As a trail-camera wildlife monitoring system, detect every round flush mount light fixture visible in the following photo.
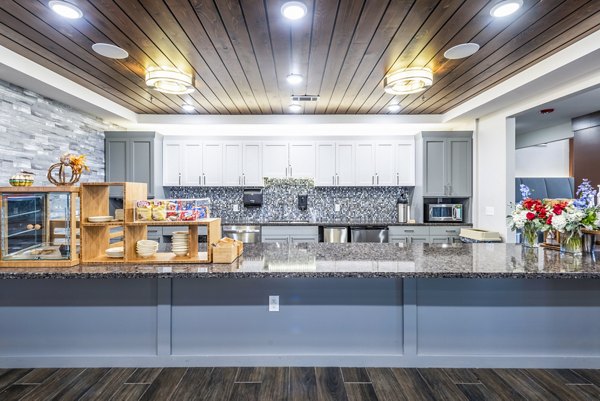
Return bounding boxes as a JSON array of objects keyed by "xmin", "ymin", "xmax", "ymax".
[
  {"xmin": 383, "ymin": 67, "xmax": 433, "ymax": 95},
  {"xmin": 281, "ymin": 1, "xmax": 307, "ymax": 20},
  {"xmin": 387, "ymin": 103, "xmax": 401, "ymax": 113},
  {"xmin": 145, "ymin": 67, "xmax": 195, "ymax": 94},
  {"xmin": 48, "ymin": 1, "xmax": 83, "ymax": 19},
  {"xmin": 444, "ymin": 43, "xmax": 480, "ymax": 59},
  {"xmin": 182, "ymin": 103, "xmax": 196, "ymax": 112},
  {"xmin": 286, "ymin": 73, "xmax": 303, "ymax": 85},
  {"xmin": 288, "ymin": 103, "xmax": 302, "ymax": 113},
  {"xmin": 92, "ymin": 43, "xmax": 129, "ymax": 59},
  {"xmin": 490, "ymin": 0, "xmax": 523, "ymax": 17}
]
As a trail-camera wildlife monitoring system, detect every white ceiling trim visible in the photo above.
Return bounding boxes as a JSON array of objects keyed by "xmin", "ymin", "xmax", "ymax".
[
  {"xmin": 0, "ymin": 44, "xmax": 137, "ymax": 124},
  {"xmin": 442, "ymin": 29, "xmax": 600, "ymax": 123}
]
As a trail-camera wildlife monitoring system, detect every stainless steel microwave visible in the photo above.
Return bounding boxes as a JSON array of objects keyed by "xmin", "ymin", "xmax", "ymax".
[{"xmin": 427, "ymin": 204, "xmax": 463, "ymax": 222}]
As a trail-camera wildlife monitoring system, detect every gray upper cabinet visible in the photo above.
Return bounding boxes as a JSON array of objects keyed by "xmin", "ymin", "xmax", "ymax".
[
  {"xmin": 105, "ymin": 131, "xmax": 163, "ymax": 198},
  {"xmin": 422, "ymin": 132, "xmax": 472, "ymax": 197}
]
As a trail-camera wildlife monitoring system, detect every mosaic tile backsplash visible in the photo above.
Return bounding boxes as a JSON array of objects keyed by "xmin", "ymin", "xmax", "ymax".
[{"xmin": 168, "ymin": 178, "xmax": 411, "ymax": 223}]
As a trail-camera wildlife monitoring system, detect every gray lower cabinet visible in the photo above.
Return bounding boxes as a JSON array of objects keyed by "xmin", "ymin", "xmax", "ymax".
[
  {"xmin": 389, "ymin": 226, "xmax": 469, "ymax": 244},
  {"xmin": 422, "ymin": 132, "xmax": 472, "ymax": 197},
  {"xmin": 262, "ymin": 226, "xmax": 319, "ymax": 244},
  {"xmin": 105, "ymin": 131, "xmax": 163, "ymax": 198}
]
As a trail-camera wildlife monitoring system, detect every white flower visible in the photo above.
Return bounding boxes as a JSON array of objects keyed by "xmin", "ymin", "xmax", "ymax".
[{"xmin": 551, "ymin": 214, "xmax": 567, "ymax": 232}]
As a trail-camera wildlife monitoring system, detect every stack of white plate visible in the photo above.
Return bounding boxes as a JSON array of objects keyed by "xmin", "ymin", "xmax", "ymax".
[
  {"xmin": 171, "ymin": 231, "xmax": 189, "ymax": 256},
  {"xmin": 105, "ymin": 246, "xmax": 124, "ymax": 258},
  {"xmin": 136, "ymin": 240, "xmax": 158, "ymax": 258}
]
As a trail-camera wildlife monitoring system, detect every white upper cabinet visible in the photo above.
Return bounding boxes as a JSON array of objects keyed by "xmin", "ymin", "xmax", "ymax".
[
  {"xmin": 182, "ymin": 142, "xmax": 203, "ymax": 186},
  {"xmin": 289, "ymin": 142, "xmax": 315, "ymax": 178},
  {"xmin": 374, "ymin": 142, "xmax": 396, "ymax": 186},
  {"xmin": 163, "ymin": 137, "xmax": 416, "ymax": 187},
  {"xmin": 262, "ymin": 142, "xmax": 289, "ymax": 178},
  {"xmin": 163, "ymin": 141, "xmax": 183, "ymax": 186},
  {"xmin": 222, "ymin": 143, "xmax": 242, "ymax": 186},
  {"xmin": 396, "ymin": 139, "xmax": 415, "ymax": 186},
  {"xmin": 202, "ymin": 143, "xmax": 223, "ymax": 186},
  {"xmin": 355, "ymin": 142, "xmax": 376, "ymax": 186},
  {"xmin": 336, "ymin": 142, "xmax": 355, "ymax": 186},
  {"xmin": 242, "ymin": 142, "xmax": 262, "ymax": 186},
  {"xmin": 315, "ymin": 142, "xmax": 336, "ymax": 186}
]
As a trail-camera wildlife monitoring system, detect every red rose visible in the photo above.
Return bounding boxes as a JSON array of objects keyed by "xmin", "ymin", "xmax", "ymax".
[
  {"xmin": 538, "ymin": 209, "xmax": 547, "ymax": 218},
  {"xmin": 553, "ymin": 205, "xmax": 563, "ymax": 215},
  {"xmin": 546, "ymin": 216, "xmax": 553, "ymax": 225},
  {"xmin": 526, "ymin": 212, "xmax": 536, "ymax": 220}
]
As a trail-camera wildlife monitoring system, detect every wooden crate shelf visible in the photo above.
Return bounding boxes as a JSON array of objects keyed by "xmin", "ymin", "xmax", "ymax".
[{"xmin": 81, "ymin": 182, "xmax": 221, "ymax": 265}]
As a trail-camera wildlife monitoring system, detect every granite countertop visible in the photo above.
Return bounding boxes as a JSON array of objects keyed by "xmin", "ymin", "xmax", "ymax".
[
  {"xmin": 1, "ymin": 243, "xmax": 598, "ymax": 279},
  {"xmin": 223, "ymin": 221, "xmax": 473, "ymax": 227}
]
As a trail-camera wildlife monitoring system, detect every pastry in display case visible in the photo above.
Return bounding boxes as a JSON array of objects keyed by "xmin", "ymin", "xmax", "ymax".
[{"xmin": 0, "ymin": 187, "xmax": 80, "ymax": 267}]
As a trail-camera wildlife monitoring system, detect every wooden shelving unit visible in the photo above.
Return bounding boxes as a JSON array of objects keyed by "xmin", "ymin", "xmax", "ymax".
[{"xmin": 81, "ymin": 182, "xmax": 221, "ymax": 264}]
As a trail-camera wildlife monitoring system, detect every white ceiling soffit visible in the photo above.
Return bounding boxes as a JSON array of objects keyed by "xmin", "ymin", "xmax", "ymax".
[
  {"xmin": 442, "ymin": 29, "xmax": 600, "ymax": 123},
  {"xmin": 0, "ymin": 44, "xmax": 137, "ymax": 125}
]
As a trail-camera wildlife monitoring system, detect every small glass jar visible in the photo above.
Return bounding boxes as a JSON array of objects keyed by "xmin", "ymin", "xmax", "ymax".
[{"xmin": 560, "ymin": 231, "xmax": 583, "ymax": 255}]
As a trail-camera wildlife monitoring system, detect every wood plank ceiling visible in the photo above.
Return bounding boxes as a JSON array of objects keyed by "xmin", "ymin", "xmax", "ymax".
[{"xmin": 0, "ymin": 0, "xmax": 599, "ymax": 115}]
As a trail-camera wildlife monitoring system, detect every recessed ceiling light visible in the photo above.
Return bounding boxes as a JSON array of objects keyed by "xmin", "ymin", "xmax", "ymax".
[
  {"xmin": 387, "ymin": 104, "xmax": 401, "ymax": 113},
  {"xmin": 286, "ymin": 73, "xmax": 303, "ymax": 85},
  {"xmin": 92, "ymin": 43, "xmax": 129, "ymax": 59},
  {"xmin": 444, "ymin": 43, "xmax": 480, "ymax": 60},
  {"xmin": 281, "ymin": 1, "xmax": 307, "ymax": 20},
  {"xmin": 289, "ymin": 103, "xmax": 302, "ymax": 113},
  {"xmin": 48, "ymin": 1, "xmax": 83, "ymax": 19},
  {"xmin": 490, "ymin": 0, "xmax": 523, "ymax": 17},
  {"xmin": 182, "ymin": 103, "xmax": 195, "ymax": 112}
]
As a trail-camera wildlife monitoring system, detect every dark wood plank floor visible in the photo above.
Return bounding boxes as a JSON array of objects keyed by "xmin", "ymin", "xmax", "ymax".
[{"xmin": 0, "ymin": 367, "xmax": 598, "ymax": 400}]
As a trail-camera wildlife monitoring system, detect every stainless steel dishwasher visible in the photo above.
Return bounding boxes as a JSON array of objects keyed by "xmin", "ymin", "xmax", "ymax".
[
  {"xmin": 322, "ymin": 227, "xmax": 348, "ymax": 243},
  {"xmin": 222, "ymin": 225, "xmax": 261, "ymax": 243},
  {"xmin": 350, "ymin": 226, "xmax": 389, "ymax": 243}
]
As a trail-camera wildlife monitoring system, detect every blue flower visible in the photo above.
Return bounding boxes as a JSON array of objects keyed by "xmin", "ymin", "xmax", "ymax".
[
  {"xmin": 519, "ymin": 184, "xmax": 531, "ymax": 199},
  {"xmin": 575, "ymin": 179, "xmax": 597, "ymax": 210}
]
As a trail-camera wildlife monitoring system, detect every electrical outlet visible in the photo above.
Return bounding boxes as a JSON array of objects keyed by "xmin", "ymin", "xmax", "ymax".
[
  {"xmin": 232, "ymin": 204, "xmax": 239, "ymax": 212},
  {"xmin": 334, "ymin": 204, "xmax": 341, "ymax": 212},
  {"xmin": 269, "ymin": 295, "xmax": 279, "ymax": 312},
  {"xmin": 485, "ymin": 206, "xmax": 495, "ymax": 216}
]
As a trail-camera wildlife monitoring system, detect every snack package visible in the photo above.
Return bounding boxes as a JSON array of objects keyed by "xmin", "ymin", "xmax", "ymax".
[
  {"xmin": 196, "ymin": 205, "xmax": 209, "ymax": 219},
  {"xmin": 136, "ymin": 200, "xmax": 152, "ymax": 221},
  {"xmin": 152, "ymin": 201, "xmax": 167, "ymax": 221}
]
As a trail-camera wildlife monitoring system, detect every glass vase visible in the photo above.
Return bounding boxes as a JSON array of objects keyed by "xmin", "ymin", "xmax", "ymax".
[
  {"xmin": 522, "ymin": 225, "xmax": 539, "ymax": 248},
  {"xmin": 560, "ymin": 231, "xmax": 583, "ymax": 255}
]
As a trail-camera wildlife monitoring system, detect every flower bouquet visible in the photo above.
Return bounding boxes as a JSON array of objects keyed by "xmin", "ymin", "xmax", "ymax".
[
  {"xmin": 548, "ymin": 179, "xmax": 599, "ymax": 254},
  {"xmin": 508, "ymin": 184, "xmax": 550, "ymax": 247}
]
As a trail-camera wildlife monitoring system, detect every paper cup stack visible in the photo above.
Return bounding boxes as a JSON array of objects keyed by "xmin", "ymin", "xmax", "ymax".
[
  {"xmin": 171, "ymin": 231, "xmax": 189, "ymax": 256},
  {"xmin": 136, "ymin": 240, "xmax": 158, "ymax": 258}
]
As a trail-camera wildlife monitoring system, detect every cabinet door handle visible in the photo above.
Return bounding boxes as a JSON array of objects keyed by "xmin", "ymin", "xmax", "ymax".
[
  {"xmin": 377, "ymin": 174, "xmax": 379, "ymax": 185},
  {"xmin": 333, "ymin": 176, "xmax": 335, "ymax": 185},
  {"xmin": 449, "ymin": 185, "xmax": 452, "ymax": 195},
  {"xmin": 397, "ymin": 173, "xmax": 399, "ymax": 186},
  {"xmin": 239, "ymin": 176, "xmax": 241, "ymax": 185},
  {"xmin": 243, "ymin": 174, "xmax": 246, "ymax": 185},
  {"xmin": 204, "ymin": 174, "xmax": 206, "ymax": 186},
  {"xmin": 337, "ymin": 174, "xmax": 339, "ymax": 185},
  {"xmin": 372, "ymin": 175, "xmax": 374, "ymax": 185},
  {"xmin": 405, "ymin": 229, "xmax": 414, "ymax": 233},
  {"xmin": 178, "ymin": 173, "xmax": 181, "ymax": 186},
  {"xmin": 289, "ymin": 165, "xmax": 292, "ymax": 177},
  {"xmin": 199, "ymin": 176, "xmax": 202, "ymax": 185},
  {"xmin": 285, "ymin": 167, "xmax": 288, "ymax": 177}
]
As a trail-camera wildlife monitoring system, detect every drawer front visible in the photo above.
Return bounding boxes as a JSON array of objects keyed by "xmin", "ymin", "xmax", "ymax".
[
  {"xmin": 262, "ymin": 225, "xmax": 319, "ymax": 237},
  {"xmin": 163, "ymin": 226, "xmax": 208, "ymax": 235},
  {"xmin": 429, "ymin": 226, "xmax": 468, "ymax": 236},
  {"xmin": 388, "ymin": 226, "xmax": 429, "ymax": 236}
]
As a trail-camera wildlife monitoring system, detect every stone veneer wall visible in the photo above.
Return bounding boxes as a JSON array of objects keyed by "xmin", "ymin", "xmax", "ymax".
[
  {"xmin": 0, "ymin": 79, "xmax": 120, "ymax": 185},
  {"xmin": 169, "ymin": 178, "xmax": 411, "ymax": 222}
]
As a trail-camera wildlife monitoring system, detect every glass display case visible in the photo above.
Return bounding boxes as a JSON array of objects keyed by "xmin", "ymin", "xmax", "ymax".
[{"xmin": 0, "ymin": 187, "xmax": 80, "ymax": 267}]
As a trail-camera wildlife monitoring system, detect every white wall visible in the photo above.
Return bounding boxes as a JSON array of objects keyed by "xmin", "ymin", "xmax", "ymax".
[
  {"xmin": 475, "ymin": 116, "xmax": 516, "ymax": 242},
  {"xmin": 515, "ymin": 140, "xmax": 570, "ymax": 177},
  {"xmin": 516, "ymin": 122, "xmax": 573, "ymax": 148}
]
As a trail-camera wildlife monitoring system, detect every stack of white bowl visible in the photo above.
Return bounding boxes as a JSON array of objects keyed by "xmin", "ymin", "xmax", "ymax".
[
  {"xmin": 136, "ymin": 240, "xmax": 158, "ymax": 258},
  {"xmin": 171, "ymin": 231, "xmax": 189, "ymax": 256}
]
